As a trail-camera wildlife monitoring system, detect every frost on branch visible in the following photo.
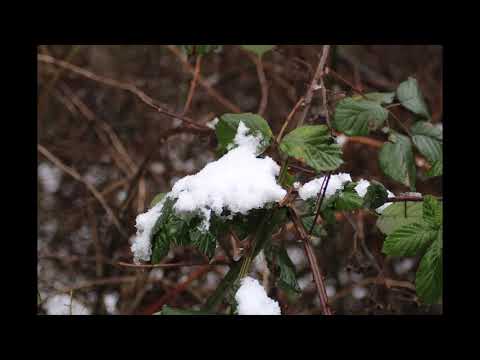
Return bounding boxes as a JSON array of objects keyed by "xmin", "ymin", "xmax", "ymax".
[
  {"xmin": 235, "ymin": 276, "xmax": 281, "ymax": 315},
  {"xmin": 131, "ymin": 121, "xmax": 287, "ymax": 263}
]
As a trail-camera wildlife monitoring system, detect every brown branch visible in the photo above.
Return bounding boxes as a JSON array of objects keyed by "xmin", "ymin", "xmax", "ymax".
[
  {"xmin": 38, "ymin": 144, "xmax": 127, "ymax": 238},
  {"xmin": 37, "ymin": 53, "xmax": 208, "ymax": 132},
  {"xmin": 182, "ymin": 55, "xmax": 202, "ymax": 115},
  {"xmin": 116, "ymin": 257, "xmax": 229, "ymax": 269},
  {"xmin": 276, "ymin": 96, "xmax": 305, "ymax": 143},
  {"xmin": 247, "ymin": 52, "xmax": 269, "ymax": 116},
  {"xmin": 288, "ymin": 206, "xmax": 332, "ymax": 315},
  {"xmin": 165, "ymin": 45, "xmax": 241, "ymax": 113},
  {"xmin": 297, "ymin": 45, "xmax": 330, "ymax": 127}
]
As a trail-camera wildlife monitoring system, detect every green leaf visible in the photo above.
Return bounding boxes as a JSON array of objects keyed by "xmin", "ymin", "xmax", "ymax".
[
  {"xmin": 411, "ymin": 121, "xmax": 442, "ymax": 141},
  {"xmin": 189, "ymin": 228, "xmax": 217, "ymax": 259},
  {"xmin": 264, "ymin": 245, "xmax": 301, "ymax": 295},
  {"xmin": 362, "ymin": 181, "xmax": 389, "ymax": 210},
  {"xmin": 425, "ymin": 160, "xmax": 442, "ymax": 177},
  {"xmin": 181, "ymin": 45, "xmax": 222, "ymax": 56},
  {"xmin": 379, "ymin": 133, "xmax": 416, "ymax": 190},
  {"xmin": 332, "ymin": 97, "xmax": 389, "ymax": 136},
  {"xmin": 423, "ymin": 195, "xmax": 442, "ymax": 229},
  {"xmin": 215, "ymin": 113, "xmax": 273, "ymax": 155},
  {"xmin": 335, "ymin": 186, "xmax": 364, "ymax": 211},
  {"xmin": 241, "ymin": 45, "xmax": 275, "ymax": 57},
  {"xmin": 416, "ymin": 234, "xmax": 442, "ymax": 304},
  {"xmin": 382, "ymin": 222, "xmax": 437, "ymax": 257},
  {"xmin": 396, "ymin": 77, "xmax": 431, "ymax": 119},
  {"xmin": 364, "ymin": 92, "xmax": 395, "ymax": 104},
  {"xmin": 376, "ymin": 201, "xmax": 423, "ymax": 235},
  {"xmin": 411, "ymin": 121, "xmax": 442, "ymax": 164},
  {"xmin": 301, "ymin": 216, "xmax": 325, "ymax": 238},
  {"xmin": 149, "ymin": 193, "xmax": 166, "ymax": 209},
  {"xmin": 155, "ymin": 305, "xmax": 216, "ymax": 315},
  {"xmin": 279, "ymin": 125, "xmax": 343, "ymax": 172}
]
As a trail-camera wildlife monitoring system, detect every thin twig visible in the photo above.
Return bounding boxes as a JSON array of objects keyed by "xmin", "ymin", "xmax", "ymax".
[
  {"xmin": 276, "ymin": 97, "xmax": 305, "ymax": 143},
  {"xmin": 165, "ymin": 45, "xmax": 241, "ymax": 113},
  {"xmin": 37, "ymin": 53, "xmax": 209, "ymax": 131},
  {"xmin": 247, "ymin": 52, "xmax": 269, "ymax": 116},
  {"xmin": 288, "ymin": 206, "xmax": 332, "ymax": 315},
  {"xmin": 297, "ymin": 45, "xmax": 330, "ymax": 127},
  {"xmin": 38, "ymin": 144, "xmax": 127, "ymax": 237},
  {"xmin": 182, "ymin": 55, "xmax": 202, "ymax": 115}
]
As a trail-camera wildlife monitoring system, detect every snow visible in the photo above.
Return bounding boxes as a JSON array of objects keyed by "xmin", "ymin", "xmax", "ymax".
[
  {"xmin": 335, "ymin": 134, "xmax": 348, "ymax": 147},
  {"xmin": 206, "ymin": 117, "xmax": 219, "ymax": 129},
  {"xmin": 298, "ymin": 173, "xmax": 352, "ymax": 200},
  {"xmin": 131, "ymin": 121, "xmax": 286, "ymax": 263},
  {"xmin": 353, "ymin": 178, "xmax": 395, "ymax": 214},
  {"xmin": 38, "ymin": 162, "xmax": 62, "ymax": 193},
  {"xmin": 235, "ymin": 276, "xmax": 281, "ymax": 315},
  {"xmin": 103, "ymin": 293, "xmax": 118, "ymax": 314},
  {"xmin": 43, "ymin": 294, "xmax": 91, "ymax": 315},
  {"xmin": 352, "ymin": 286, "xmax": 368, "ymax": 299},
  {"xmin": 354, "ymin": 179, "xmax": 371, "ymax": 198},
  {"xmin": 131, "ymin": 199, "xmax": 166, "ymax": 263}
]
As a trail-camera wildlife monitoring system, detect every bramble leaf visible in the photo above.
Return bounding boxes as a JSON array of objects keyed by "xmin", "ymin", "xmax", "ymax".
[
  {"xmin": 396, "ymin": 77, "xmax": 431, "ymax": 119},
  {"xmin": 279, "ymin": 125, "xmax": 343, "ymax": 172},
  {"xmin": 382, "ymin": 222, "xmax": 436, "ymax": 257},
  {"xmin": 332, "ymin": 97, "xmax": 389, "ymax": 136},
  {"xmin": 376, "ymin": 201, "xmax": 423, "ymax": 235},
  {"xmin": 362, "ymin": 181, "xmax": 389, "ymax": 210},
  {"xmin": 416, "ymin": 233, "xmax": 442, "ymax": 304},
  {"xmin": 241, "ymin": 45, "xmax": 275, "ymax": 57},
  {"xmin": 379, "ymin": 132, "xmax": 416, "ymax": 190},
  {"xmin": 215, "ymin": 113, "xmax": 273, "ymax": 155}
]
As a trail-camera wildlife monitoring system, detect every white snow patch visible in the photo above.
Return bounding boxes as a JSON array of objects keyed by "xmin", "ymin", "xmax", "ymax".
[
  {"xmin": 103, "ymin": 293, "xmax": 118, "ymax": 314},
  {"xmin": 235, "ymin": 276, "xmax": 281, "ymax": 315},
  {"xmin": 131, "ymin": 199, "xmax": 166, "ymax": 263},
  {"xmin": 43, "ymin": 294, "xmax": 91, "ymax": 315},
  {"xmin": 394, "ymin": 258, "xmax": 415, "ymax": 275},
  {"xmin": 206, "ymin": 117, "xmax": 219, "ymax": 129},
  {"xmin": 130, "ymin": 121, "xmax": 286, "ymax": 263},
  {"xmin": 354, "ymin": 179, "xmax": 371, "ymax": 198},
  {"xmin": 38, "ymin": 162, "xmax": 62, "ymax": 193},
  {"xmin": 298, "ymin": 173, "xmax": 352, "ymax": 200},
  {"xmin": 335, "ymin": 134, "xmax": 348, "ymax": 147}
]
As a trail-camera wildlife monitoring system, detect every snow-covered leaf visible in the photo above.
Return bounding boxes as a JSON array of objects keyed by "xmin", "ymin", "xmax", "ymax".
[
  {"xmin": 279, "ymin": 125, "xmax": 343, "ymax": 172},
  {"xmin": 215, "ymin": 113, "xmax": 273, "ymax": 155},
  {"xmin": 332, "ymin": 97, "xmax": 389, "ymax": 136},
  {"xmin": 397, "ymin": 77, "xmax": 431, "ymax": 119},
  {"xmin": 362, "ymin": 180, "xmax": 388, "ymax": 210},
  {"xmin": 379, "ymin": 132, "xmax": 416, "ymax": 190}
]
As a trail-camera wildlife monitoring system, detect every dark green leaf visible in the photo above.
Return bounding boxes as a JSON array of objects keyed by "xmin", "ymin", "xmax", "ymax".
[
  {"xmin": 332, "ymin": 97, "xmax": 389, "ymax": 136},
  {"xmin": 362, "ymin": 181, "xmax": 389, "ymax": 210},
  {"xmin": 363, "ymin": 92, "xmax": 395, "ymax": 104},
  {"xmin": 155, "ymin": 305, "xmax": 216, "ymax": 315},
  {"xmin": 301, "ymin": 216, "xmax": 325, "ymax": 238},
  {"xmin": 423, "ymin": 195, "xmax": 442, "ymax": 229},
  {"xmin": 264, "ymin": 245, "xmax": 301, "ymax": 295},
  {"xmin": 416, "ymin": 234, "xmax": 442, "ymax": 304},
  {"xmin": 425, "ymin": 160, "xmax": 442, "ymax": 177},
  {"xmin": 335, "ymin": 187, "xmax": 364, "ymax": 211},
  {"xmin": 376, "ymin": 201, "xmax": 423, "ymax": 235},
  {"xmin": 411, "ymin": 121, "xmax": 442, "ymax": 164},
  {"xmin": 279, "ymin": 125, "xmax": 343, "ymax": 172},
  {"xmin": 241, "ymin": 45, "xmax": 275, "ymax": 57},
  {"xmin": 181, "ymin": 45, "xmax": 222, "ymax": 56},
  {"xmin": 379, "ymin": 133, "xmax": 416, "ymax": 190},
  {"xmin": 189, "ymin": 228, "xmax": 217, "ymax": 259},
  {"xmin": 396, "ymin": 77, "xmax": 431, "ymax": 119},
  {"xmin": 382, "ymin": 222, "xmax": 436, "ymax": 257},
  {"xmin": 411, "ymin": 121, "xmax": 442, "ymax": 141},
  {"xmin": 215, "ymin": 113, "xmax": 273, "ymax": 155}
]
